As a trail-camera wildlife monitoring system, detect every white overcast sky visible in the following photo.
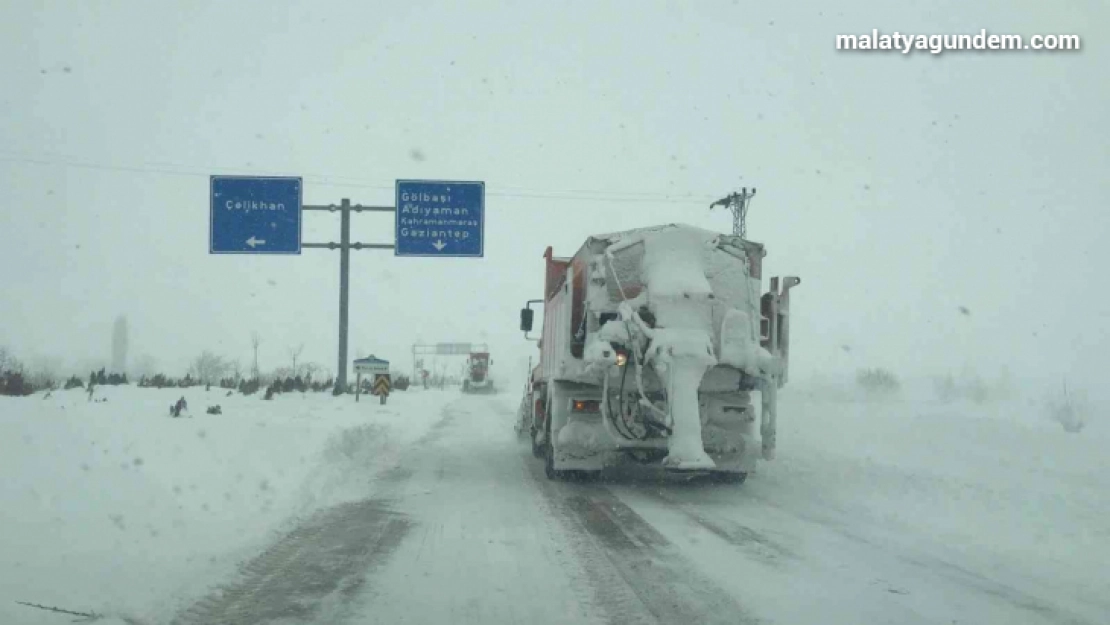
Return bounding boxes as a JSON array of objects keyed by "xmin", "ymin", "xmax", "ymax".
[{"xmin": 1, "ymin": 0, "xmax": 1106, "ymax": 392}]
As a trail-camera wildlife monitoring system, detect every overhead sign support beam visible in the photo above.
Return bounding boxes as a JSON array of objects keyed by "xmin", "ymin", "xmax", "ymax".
[
  {"xmin": 302, "ymin": 199, "xmax": 395, "ymax": 395},
  {"xmin": 211, "ymin": 177, "xmax": 485, "ymax": 397}
]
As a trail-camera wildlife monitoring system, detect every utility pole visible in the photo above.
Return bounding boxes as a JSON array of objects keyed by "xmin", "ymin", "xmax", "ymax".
[
  {"xmin": 709, "ymin": 187, "xmax": 757, "ymax": 238},
  {"xmin": 303, "ymin": 199, "xmax": 395, "ymax": 394}
]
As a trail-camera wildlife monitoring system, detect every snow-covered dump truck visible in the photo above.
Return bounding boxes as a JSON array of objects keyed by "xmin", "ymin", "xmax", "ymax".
[
  {"xmin": 462, "ymin": 351, "xmax": 495, "ymax": 394},
  {"xmin": 518, "ymin": 224, "xmax": 800, "ymax": 482}
]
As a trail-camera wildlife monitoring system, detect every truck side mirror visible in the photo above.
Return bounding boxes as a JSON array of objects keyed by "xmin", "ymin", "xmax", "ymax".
[{"xmin": 520, "ymin": 308, "xmax": 534, "ymax": 332}]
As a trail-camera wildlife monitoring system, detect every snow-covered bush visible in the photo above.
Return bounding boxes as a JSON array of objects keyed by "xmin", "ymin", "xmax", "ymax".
[
  {"xmin": 856, "ymin": 368, "xmax": 901, "ymax": 395},
  {"xmin": 189, "ymin": 351, "xmax": 230, "ymax": 385},
  {"xmin": 0, "ymin": 371, "xmax": 34, "ymax": 396},
  {"xmin": 139, "ymin": 373, "xmax": 179, "ymax": 389},
  {"xmin": 238, "ymin": 378, "xmax": 261, "ymax": 396},
  {"xmin": 1048, "ymin": 388, "xmax": 1088, "ymax": 433},
  {"xmin": 28, "ymin": 372, "xmax": 57, "ymax": 391},
  {"xmin": 932, "ymin": 372, "xmax": 1005, "ymax": 404},
  {"xmin": 932, "ymin": 374, "xmax": 958, "ymax": 401},
  {"xmin": 0, "ymin": 347, "xmax": 34, "ymax": 396}
]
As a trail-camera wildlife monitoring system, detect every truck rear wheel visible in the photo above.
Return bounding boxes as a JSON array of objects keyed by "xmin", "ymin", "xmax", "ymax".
[
  {"xmin": 530, "ymin": 428, "xmax": 544, "ymax": 457},
  {"xmin": 543, "ymin": 434, "xmax": 571, "ymax": 481}
]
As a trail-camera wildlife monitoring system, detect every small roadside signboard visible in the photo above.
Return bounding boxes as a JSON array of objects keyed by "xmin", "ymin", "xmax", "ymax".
[
  {"xmin": 353, "ymin": 356, "xmax": 390, "ymax": 404},
  {"xmin": 353, "ymin": 356, "xmax": 390, "ymax": 376},
  {"xmin": 210, "ymin": 176, "xmax": 302, "ymax": 254},
  {"xmin": 395, "ymin": 180, "xmax": 484, "ymax": 257}
]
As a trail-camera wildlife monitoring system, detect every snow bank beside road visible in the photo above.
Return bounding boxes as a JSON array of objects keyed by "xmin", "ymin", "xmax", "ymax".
[
  {"xmin": 754, "ymin": 390, "xmax": 1109, "ymax": 615},
  {"xmin": 0, "ymin": 386, "xmax": 453, "ymax": 625}
]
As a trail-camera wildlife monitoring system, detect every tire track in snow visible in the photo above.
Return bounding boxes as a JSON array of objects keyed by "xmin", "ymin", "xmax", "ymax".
[
  {"xmin": 637, "ymin": 488, "xmax": 798, "ymax": 567},
  {"xmin": 647, "ymin": 484, "xmax": 1101, "ymax": 625},
  {"xmin": 741, "ymin": 490, "xmax": 1102, "ymax": 625},
  {"xmin": 172, "ymin": 500, "xmax": 411, "ymax": 625},
  {"xmin": 170, "ymin": 407, "xmax": 458, "ymax": 625},
  {"xmin": 524, "ymin": 455, "xmax": 759, "ymax": 625}
]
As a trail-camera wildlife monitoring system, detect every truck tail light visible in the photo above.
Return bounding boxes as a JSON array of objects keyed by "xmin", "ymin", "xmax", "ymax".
[
  {"xmin": 572, "ymin": 399, "xmax": 601, "ymax": 413},
  {"xmin": 609, "ymin": 341, "xmax": 629, "ymax": 367}
]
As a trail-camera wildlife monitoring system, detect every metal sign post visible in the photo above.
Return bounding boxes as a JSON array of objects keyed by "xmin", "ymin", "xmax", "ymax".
[
  {"xmin": 211, "ymin": 177, "xmax": 485, "ymax": 397},
  {"xmin": 354, "ymin": 356, "xmax": 390, "ymax": 403},
  {"xmin": 303, "ymin": 201, "xmax": 394, "ymax": 394},
  {"xmin": 410, "ymin": 343, "xmax": 488, "ymax": 386}
]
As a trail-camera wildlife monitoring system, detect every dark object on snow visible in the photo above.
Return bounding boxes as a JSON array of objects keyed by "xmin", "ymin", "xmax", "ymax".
[
  {"xmin": 171, "ymin": 396, "xmax": 188, "ymax": 417},
  {"xmin": 207, "ymin": 405, "xmax": 222, "ymax": 415},
  {"xmin": 226, "ymin": 390, "xmax": 233, "ymax": 397},
  {"xmin": 15, "ymin": 601, "xmax": 101, "ymax": 620}
]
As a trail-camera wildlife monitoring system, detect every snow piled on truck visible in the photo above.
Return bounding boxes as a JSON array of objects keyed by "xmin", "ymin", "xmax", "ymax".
[
  {"xmin": 636, "ymin": 226, "xmax": 721, "ymax": 469},
  {"xmin": 584, "ymin": 224, "xmax": 780, "ymax": 470}
]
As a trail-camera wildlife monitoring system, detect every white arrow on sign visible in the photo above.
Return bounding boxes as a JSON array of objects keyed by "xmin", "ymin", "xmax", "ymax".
[
  {"xmin": 246, "ymin": 236, "xmax": 266, "ymax": 248},
  {"xmin": 432, "ymin": 240, "xmax": 447, "ymax": 251}
]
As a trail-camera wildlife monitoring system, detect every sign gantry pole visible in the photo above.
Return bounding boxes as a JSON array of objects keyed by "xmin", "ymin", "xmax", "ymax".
[
  {"xmin": 302, "ymin": 200, "xmax": 395, "ymax": 393},
  {"xmin": 211, "ymin": 177, "xmax": 485, "ymax": 397}
]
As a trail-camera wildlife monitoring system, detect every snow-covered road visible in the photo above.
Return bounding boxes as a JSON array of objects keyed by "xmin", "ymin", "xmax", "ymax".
[
  {"xmin": 173, "ymin": 392, "xmax": 1105, "ymax": 625},
  {"xmin": 4, "ymin": 386, "xmax": 1105, "ymax": 624},
  {"xmin": 171, "ymin": 394, "xmax": 755, "ymax": 625}
]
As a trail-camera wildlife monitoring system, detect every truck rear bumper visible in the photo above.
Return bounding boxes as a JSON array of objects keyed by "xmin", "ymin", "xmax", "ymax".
[{"xmin": 551, "ymin": 421, "xmax": 758, "ymax": 473}]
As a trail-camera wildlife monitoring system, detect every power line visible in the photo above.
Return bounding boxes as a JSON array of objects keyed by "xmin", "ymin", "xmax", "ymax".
[{"xmin": 0, "ymin": 151, "xmax": 716, "ymax": 205}]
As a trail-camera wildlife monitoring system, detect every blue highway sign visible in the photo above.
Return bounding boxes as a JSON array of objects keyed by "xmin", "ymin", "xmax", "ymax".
[
  {"xmin": 395, "ymin": 180, "xmax": 484, "ymax": 257},
  {"xmin": 210, "ymin": 176, "xmax": 302, "ymax": 254}
]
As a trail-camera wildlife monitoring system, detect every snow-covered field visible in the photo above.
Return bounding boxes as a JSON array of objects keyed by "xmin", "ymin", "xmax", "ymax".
[
  {"xmin": 0, "ymin": 385, "xmax": 454, "ymax": 624},
  {"xmin": 1, "ymin": 381, "xmax": 1106, "ymax": 624}
]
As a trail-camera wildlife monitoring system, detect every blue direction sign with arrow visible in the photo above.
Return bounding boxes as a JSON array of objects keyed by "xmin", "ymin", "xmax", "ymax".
[
  {"xmin": 395, "ymin": 180, "xmax": 484, "ymax": 257},
  {"xmin": 210, "ymin": 176, "xmax": 302, "ymax": 254}
]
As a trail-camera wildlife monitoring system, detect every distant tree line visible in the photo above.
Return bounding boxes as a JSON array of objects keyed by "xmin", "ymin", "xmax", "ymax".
[
  {"xmin": 0, "ymin": 348, "xmax": 134, "ymax": 396},
  {"xmin": 263, "ymin": 374, "xmax": 336, "ymax": 400},
  {"xmin": 89, "ymin": 368, "xmax": 128, "ymax": 386},
  {"xmin": 0, "ymin": 343, "xmax": 413, "ymax": 400}
]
